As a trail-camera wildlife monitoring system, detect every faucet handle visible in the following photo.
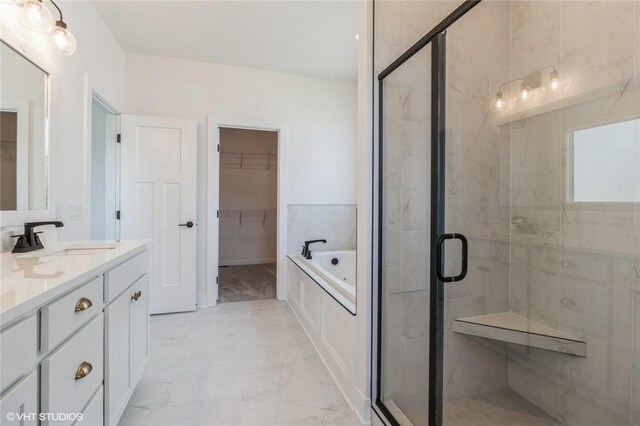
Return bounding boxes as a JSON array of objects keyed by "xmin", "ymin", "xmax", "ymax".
[
  {"xmin": 33, "ymin": 231, "xmax": 43, "ymax": 246},
  {"xmin": 11, "ymin": 235, "xmax": 30, "ymax": 253}
]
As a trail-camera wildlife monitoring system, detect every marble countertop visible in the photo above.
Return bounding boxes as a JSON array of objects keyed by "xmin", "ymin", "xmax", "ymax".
[{"xmin": 0, "ymin": 240, "xmax": 151, "ymax": 328}]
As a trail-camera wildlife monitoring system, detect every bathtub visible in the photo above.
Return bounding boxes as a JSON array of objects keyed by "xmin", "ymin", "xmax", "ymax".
[{"xmin": 288, "ymin": 250, "xmax": 356, "ymax": 313}]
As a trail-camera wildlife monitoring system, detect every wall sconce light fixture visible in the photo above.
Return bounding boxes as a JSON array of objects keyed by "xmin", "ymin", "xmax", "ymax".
[
  {"xmin": 494, "ymin": 66, "xmax": 563, "ymax": 110},
  {"xmin": 14, "ymin": 0, "xmax": 76, "ymax": 55},
  {"xmin": 19, "ymin": 0, "xmax": 53, "ymax": 33}
]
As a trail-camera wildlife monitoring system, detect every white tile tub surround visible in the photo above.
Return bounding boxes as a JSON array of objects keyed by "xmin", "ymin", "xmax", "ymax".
[
  {"xmin": 287, "ymin": 205, "xmax": 357, "ymax": 254},
  {"xmin": 286, "ymin": 259, "xmax": 362, "ymax": 424}
]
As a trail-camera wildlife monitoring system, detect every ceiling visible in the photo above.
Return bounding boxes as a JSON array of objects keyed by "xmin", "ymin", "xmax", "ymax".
[{"xmin": 93, "ymin": 0, "xmax": 358, "ymax": 81}]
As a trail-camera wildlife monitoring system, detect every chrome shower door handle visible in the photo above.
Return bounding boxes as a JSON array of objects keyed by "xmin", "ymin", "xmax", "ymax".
[{"xmin": 435, "ymin": 233, "xmax": 468, "ymax": 283}]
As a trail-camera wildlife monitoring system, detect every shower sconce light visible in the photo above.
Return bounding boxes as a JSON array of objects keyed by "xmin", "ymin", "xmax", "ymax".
[
  {"xmin": 518, "ymin": 84, "xmax": 533, "ymax": 103},
  {"xmin": 14, "ymin": 0, "xmax": 76, "ymax": 55},
  {"xmin": 494, "ymin": 90, "xmax": 506, "ymax": 110},
  {"xmin": 494, "ymin": 65, "xmax": 562, "ymax": 110},
  {"xmin": 549, "ymin": 69, "xmax": 562, "ymax": 92}
]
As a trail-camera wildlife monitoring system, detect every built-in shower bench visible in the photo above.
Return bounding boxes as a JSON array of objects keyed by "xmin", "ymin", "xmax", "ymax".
[{"xmin": 453, "ymin": 312, "xmax": 587, "ymax": 357}]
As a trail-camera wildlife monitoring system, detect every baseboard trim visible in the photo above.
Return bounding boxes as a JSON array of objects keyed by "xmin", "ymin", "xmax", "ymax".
[{"xmin": 219, "ymin": 258, "xmax": 276, "ymax": 266}]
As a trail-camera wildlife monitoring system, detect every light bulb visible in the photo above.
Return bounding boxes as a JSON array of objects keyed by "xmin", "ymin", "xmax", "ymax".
[
  {"xmin": 518, "ymin": 84, "xmax": 533, "ymax": 103},
  {"xmin": 49, "ymin": 20, "xmax": 76, "ymax": 55},
  {"xmin": 549, "ymin": 70, "xmax": 562, "ymax": 93},
  {"xmin": 494, "ymin": 91, "xmax": 506, "ymax": 110},
  {"xmin": 19, "ymin": 0, "xmax": 53, "ymax": 33}
]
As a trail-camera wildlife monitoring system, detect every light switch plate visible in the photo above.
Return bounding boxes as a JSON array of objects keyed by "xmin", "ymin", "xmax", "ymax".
[
  {"xmin": 56, "ymin": 203, "xmax": 66, "ymax": 221},
  {"xmin": 68, "ymin": 203, "xmax": 84, "ymax": 221}
]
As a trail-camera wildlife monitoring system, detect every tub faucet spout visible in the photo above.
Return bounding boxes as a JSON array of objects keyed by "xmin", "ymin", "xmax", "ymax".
[{"xmin": 303, "ymin": 239, "xmax": 327, "ymax": 260}]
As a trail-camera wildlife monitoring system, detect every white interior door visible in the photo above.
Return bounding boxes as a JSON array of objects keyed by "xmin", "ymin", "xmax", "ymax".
[{"xmin": 121, "ymin": 115, "xmax": 197, "ymax": 314}]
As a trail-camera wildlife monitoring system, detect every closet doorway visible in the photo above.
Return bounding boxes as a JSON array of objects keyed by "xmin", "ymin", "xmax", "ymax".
[{"xmin": 217, "ymin": 127, "xmax": 278, "ymax": 303}]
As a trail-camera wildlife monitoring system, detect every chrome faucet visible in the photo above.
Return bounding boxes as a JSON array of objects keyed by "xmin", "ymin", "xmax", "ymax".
[
  {"xmin": 12, "ymin": 221, "xmax": 64, "ymax": 253},
  {"xmin": 301, "ymin": 239, "xmax": 327, "ymax": 260}
]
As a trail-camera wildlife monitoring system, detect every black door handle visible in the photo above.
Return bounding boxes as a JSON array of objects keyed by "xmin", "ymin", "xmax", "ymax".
[
  {"xmin": 435, "ymin": 233, "xmax": 468, "ymax": 282},
  {"xmin": 179, "ymin": 221, "xmax": 195, "ymax": 228}
]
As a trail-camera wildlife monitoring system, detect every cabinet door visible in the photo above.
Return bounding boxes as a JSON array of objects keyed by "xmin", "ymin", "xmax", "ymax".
[
  {"xmin": 130, "ymin": 275, "xmax": 149, "ymax": 386},
  {"xmin": 104, "ymin": 289, "xmax": 131, "ymax": 426},
  {"xmin": 0, "ymin": 370, "xmax": 37, "ymax": 426}
]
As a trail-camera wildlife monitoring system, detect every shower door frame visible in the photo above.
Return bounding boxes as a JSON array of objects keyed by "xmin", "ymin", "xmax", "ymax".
[{"xmin": 373, "ymin": 1, "xmax": 481, "ymax": 425}]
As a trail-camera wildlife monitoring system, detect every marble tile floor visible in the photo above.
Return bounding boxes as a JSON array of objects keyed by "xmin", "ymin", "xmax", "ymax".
[
  {"xmin": 118, "ymin": 299, "xmax": 360, "ymax": 426},
  {"xmin": 218, "ymin": 264, "xmax": 277, "ymax": 304},
  {"xmin": 442, "ymin": 389, "xmax": 561, "ymax": 426}
]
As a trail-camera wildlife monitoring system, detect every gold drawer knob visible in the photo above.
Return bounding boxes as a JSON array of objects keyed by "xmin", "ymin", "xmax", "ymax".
[
  {"xmin": 75, "ymin": 362, "xmax": 93, "ymax": 380},
  {"xmin": 74, "ymin": 298, "xmax": 93, "ymax": 312}
]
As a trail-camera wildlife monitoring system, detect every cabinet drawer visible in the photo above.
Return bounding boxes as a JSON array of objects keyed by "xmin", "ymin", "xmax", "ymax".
[
  {"xmin": 41, "ymin": 276, "xmax": 104, "ymax": 352},
  {"xmin": 73, "ymin": 386, "xmax": 102, "ymax": 425},
  {"xmin": 0, "ymin": 316, "xmax": 37, "ymax": 392},
  {"xmin": 0, "ymin": 370, "xmax": 38, "ymax": 426},
  {"xmin": 41, "ymin": 314, "xmax": 104, "ymax": 425},
  {"xmin": 105, "ymin": 250, "xmax": 149, "ymax": 303}
]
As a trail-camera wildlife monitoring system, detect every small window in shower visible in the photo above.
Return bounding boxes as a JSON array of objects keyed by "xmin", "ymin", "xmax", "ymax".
[{"xmin": 570, "ymin": 118, "xmax": 639, "ymax": 203}]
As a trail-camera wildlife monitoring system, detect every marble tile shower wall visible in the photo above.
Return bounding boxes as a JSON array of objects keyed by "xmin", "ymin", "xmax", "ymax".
[
  {"xmin": 375, "ymin": 1, "xmax": 640, "ymax": 425},
  {"xmin": 286, "ymin": 205, "xmax": 356, "ymax": 254},
  {"xmin": 503, "ymin": 2, "xmax": 640, "ymax": 425}
]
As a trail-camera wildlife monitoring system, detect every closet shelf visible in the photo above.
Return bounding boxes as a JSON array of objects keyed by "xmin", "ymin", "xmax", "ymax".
[
  {"xmin": 220, "ymin": 151, "xmax": 277, "ymax": 170},
  {"xmin": 219, "ymin": 209, "xmax": 276, "ymax": 225},
  {"xmin": 453, "ymin": 312, "xmax": 586, "ymax": 357}
]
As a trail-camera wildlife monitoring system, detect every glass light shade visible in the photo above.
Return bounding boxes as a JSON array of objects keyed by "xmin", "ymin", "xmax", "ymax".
[
  {"xmin": 518, "ymin": 84, "xmax": 534, "ymax": 103},
  {"xmin": 549, "ymin": 70, "xmax": 563, "ymax": 93},
  {"xmin": 494, "ymin": 91, "xmax": 506, "ymax": 110},
  {"xmin": 19, "ymin": 0, "xmax": 53, "ymax": 33},
  {"xmin": 50, "ymin": 21, "xmax": 76, "ymax": 55}
]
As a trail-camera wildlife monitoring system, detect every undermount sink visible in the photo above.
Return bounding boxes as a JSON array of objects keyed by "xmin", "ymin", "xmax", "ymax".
[
  {"xmin": 48, "ymin": 248, "xmax": 117, "ymax": 256},
  {"xmin": 21, "ymin": 243, "xmax": 122, "ymax": 258}
]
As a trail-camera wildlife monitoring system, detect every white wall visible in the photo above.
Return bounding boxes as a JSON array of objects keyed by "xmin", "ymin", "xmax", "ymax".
[
  {"xmin": 355, "ymin": 1, "xmax": 373, "ymax": 423},
  {"xmin": 123, "ymin": 53, "xmax": 357, "ymax": 305},
  {"xmin": 0, "ymin": 1, "xmax": 125, "ymax": 246}
]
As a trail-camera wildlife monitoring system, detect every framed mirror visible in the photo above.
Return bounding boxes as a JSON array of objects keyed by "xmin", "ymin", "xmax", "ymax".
[{"xmin": 0, "ymin": 40, "xmax": 49, "ymax": 212}]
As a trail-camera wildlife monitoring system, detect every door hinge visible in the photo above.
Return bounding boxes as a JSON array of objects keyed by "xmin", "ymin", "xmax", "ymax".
[
  {"xmin": 217, "ymin": 210, "xmax": 219, "ymax": 218},
  {"xmin": 216, "ymin": 276, "xmax": 219, "ymax": 284},
  {"xmin": 116, "ymin": 210, "xmax": 121, "ymax": 220},
  {"xmin": 116, "ymin": 133, "xmax": 121, "ymax": 143},
  {"xmin": 217, "ymin": 144, "xmax": 220, "ymax": 152}
]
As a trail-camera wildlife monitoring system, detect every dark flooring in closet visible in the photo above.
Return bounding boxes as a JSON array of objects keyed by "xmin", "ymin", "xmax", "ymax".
[{"xmin": 218, "ymin": 263, "xmax": 277, "ymax": 303}]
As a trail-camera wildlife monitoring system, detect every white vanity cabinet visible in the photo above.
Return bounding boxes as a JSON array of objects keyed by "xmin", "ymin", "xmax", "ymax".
[
  {"xmin": 0, "ymin": 242, "xmax": 151, "ymax": 426},
  {"xmin": 105, "ymin": 273, "xmax": 150, "ymax": 426},
  {"xmin": 0, "ymin": 370, "xmax": 38, "ymax": 426}
]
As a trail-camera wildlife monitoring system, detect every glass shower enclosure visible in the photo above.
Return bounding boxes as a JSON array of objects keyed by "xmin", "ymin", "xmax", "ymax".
[{"xmin": 374, "ymin": 0, "xmax": 640, "ymax": 425}]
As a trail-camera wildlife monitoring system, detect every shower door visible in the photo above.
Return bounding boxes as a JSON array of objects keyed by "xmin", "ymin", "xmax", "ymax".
[{"xmin": 375, "ymin": 1, "xmax": 483, "ymax": 425}]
